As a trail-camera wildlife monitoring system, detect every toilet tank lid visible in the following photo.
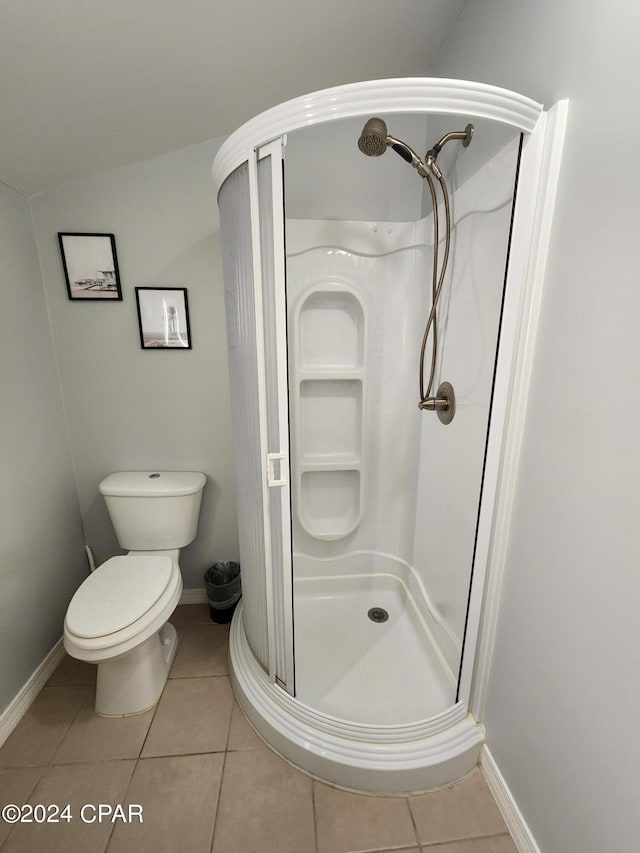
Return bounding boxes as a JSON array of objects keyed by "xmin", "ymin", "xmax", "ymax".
[{"xmin": 99, "ymin": 471, "xmax": 206, "ymax": 497}]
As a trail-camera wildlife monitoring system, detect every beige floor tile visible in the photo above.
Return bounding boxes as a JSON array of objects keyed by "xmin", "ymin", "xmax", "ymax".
[
  {"xmin": 226, "ymin": 701, "xmax": 267, "ymax": 751},
  {"xmin": 168, "ymin": 604, "xmax": 190, "ymax": 625},
  {"xmin": 423, "ymin": 835, "xmax": 517, "ymax": 852},
  {"xmin": 107, "ymin": 753, "xmax": 224, "ymax": 853},
  {"xmin": 51, "ymin": 693, "xmax": 155, "ymax": 764},
  {"xmin": 46, "ymin": 654, "xmax": 97, "ymax": 686},
  {"xmin": 0, "ymin": 686, "xmax": 92, "ymax": 768},
  {"xmin": 0, "ymin": 767, "xmax": 44, "ymax": 845},
  {"xmin": 169, "ymin": 603, "xmax": 213, "ymax": 625},
  {"xmin": 141, "ymin": 676, "xmax": 233, "ymax": 757},
  {"xmin": 314, "ymin": 781, "xmax": 418, "ymax": 853},
  {"xmin": 212, "ymin": 748, "xmax": 315, "ymax": 853},
  {"xmin": 409, "ymin": 769, "xmax": 508, "ymax": 845},
  {"xmin": 189, "ymin": 603, "xmax": 216, "ymax": 623},
  {"xmin": 169, "ymin": 623, "xmax": 229, "ymax": 678},
  {"xmin": 1, "ymin": 759, "xmax": 135, "ymax": 853}
]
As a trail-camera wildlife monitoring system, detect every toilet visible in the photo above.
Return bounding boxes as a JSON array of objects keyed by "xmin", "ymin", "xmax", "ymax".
[{"xmin": 64, "ymin": 471, "xmax": 206, "ymax": 717}]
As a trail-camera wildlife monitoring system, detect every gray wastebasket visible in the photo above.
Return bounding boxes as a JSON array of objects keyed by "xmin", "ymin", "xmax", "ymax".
[{"xmin": 204, "ymin": 561, "xmax": 241, "ymax": 624}]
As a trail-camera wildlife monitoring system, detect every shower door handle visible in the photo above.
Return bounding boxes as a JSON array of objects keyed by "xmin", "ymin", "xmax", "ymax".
[{"xmin": 266, "ymin": 452, "xmax": 288, "ymax": 487}]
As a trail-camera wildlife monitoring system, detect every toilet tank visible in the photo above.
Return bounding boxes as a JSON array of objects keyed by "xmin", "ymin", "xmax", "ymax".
[{"xmin": 99, "ymin": 472, "xmax": 206, "ymax": 550}]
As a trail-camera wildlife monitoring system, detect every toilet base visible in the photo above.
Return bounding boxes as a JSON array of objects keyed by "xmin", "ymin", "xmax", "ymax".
[{"xmin": 95, "ymin": 622, "xmax": 178, "ymax": 717}]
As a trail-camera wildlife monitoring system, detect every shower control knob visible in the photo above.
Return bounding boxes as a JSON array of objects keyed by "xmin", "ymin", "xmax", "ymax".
[{"xmin": 419, "ymin": 382, "xmax": 456, "ymax": 425}]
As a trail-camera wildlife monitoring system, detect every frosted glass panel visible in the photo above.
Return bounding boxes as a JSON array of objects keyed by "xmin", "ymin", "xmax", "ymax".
[
  {"xmin": 218, "ymin": 163, "xmax": 269, "ymax": 672},
  {"xmin": 258, "ymin": 152, "xmax": 292, "ymax": 689}
]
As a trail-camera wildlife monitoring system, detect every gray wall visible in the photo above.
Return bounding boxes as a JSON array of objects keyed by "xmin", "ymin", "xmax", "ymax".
[
  {"xmin": 0, "ymin": 182, "xmax": 86, "ymax": 714},
  {"xmin": 433, "ymin": 2, "xmax": 640, "ymax": 851},
  {"xmin": 30, "ymin": 139, "xmax": 239, "ymax": 589}
]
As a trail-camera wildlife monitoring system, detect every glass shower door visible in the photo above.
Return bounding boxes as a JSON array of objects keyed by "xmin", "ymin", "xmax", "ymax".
[{"xmin": 218, "ymin": 139, "xmax": 294, "ymax": 693}]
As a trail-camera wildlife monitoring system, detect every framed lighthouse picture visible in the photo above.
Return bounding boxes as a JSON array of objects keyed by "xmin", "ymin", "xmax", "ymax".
[{"xmin": 135, "ymin": 287, "xmax": 192, "ymax": 349}]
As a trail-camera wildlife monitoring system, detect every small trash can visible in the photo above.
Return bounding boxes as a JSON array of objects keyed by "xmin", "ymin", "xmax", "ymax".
[{"xmin": 204, "ymin": 561, "xmax": 241, "ymax": 624}]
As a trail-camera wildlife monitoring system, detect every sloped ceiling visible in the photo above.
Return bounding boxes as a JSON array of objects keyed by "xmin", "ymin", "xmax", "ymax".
[{"xmin": 0, "ymin": 0, "xmax": 467, "ymax": 195}]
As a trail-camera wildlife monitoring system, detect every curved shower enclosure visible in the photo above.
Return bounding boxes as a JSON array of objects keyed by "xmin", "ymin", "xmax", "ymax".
[{"xmin": 212, "ymin": 79, "xmax": 566, "ymax": 793}]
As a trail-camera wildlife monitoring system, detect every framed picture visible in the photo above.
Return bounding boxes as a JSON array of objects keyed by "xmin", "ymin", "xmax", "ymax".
[
  {"xmin": 135, "ymin": 287, "xmax": 192, "ymax": 349},
  {"xmin": 58, "ymin": 232, "xmax": 122, "ymax": 300}
]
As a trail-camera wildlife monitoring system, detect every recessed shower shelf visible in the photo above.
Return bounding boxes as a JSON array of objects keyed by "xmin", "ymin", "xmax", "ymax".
[
  {"xmin": 297, "ymin": 368, "xmax": 365, "ymax": 379},
  {"xmin": 299, "ymin": 469, "xmax": 362, "ymax": 540},
  {"xmin": 291, "ymin": 283, "xmax": 367, "ymax": 541},
  {"xmin": 299, "ymin": 456, "xmax": 362, "ymax": 469},
  {"xmin": 297, "ymin": 287, "xmax": 365, "ymax": 372}
]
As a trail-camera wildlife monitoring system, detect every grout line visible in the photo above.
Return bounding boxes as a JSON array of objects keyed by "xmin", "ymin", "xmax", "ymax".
[
  {"xmin": 207, "ymin": 750, "xmax": 225, "ymax": 853},
  {"xmin": 208, "ymin": 677, "xmax": 235, "ymax": 852},
  {"xmin": 420, "ymin": 833, "xmax": 513, "ymax": 848},
  {"xmin": 311, "ymin": 779, "xmax": 320, "ymax": 853},
  {"xmin": 208, "ymin": 753, "xmax": 228, "ymax": 853},
  {"xmin": 0, "ymin": 764, "xmax": 48, "ymax": 853},
  {"xmin": 208, "ymin": 745, "xmax": 231, "ymax": 852},
  {"xmin": 137, "ymin": 647, "xmax": 174, "ymax": 758},
  {"xmin": 167, "ymin": 673, "xmax": 231, "ymax": 680},
  {"xmin": 102, "ymin": 756, "xmax": 138, "ymax": 853},
  {"xmin": 406, "ymin": 793, "xmax": 422, "ymax": 850},
  {"xmin": 342, "ymin": 845, "xmax": 428, "ymax": 853}
]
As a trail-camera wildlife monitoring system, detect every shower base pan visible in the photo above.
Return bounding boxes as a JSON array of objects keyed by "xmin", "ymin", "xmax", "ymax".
[
  {"xmin": 293, "ymin": 572, "xmax": 452, "ymax": 724},
  {"xmin": 229, "ymin": 586, "xmax": 484, "ymax": 794}
]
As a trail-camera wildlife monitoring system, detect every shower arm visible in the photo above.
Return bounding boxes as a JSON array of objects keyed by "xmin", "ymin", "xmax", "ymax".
[{"xmin": 430, "ymin": 124, "xmax": 474, "ymax": 156}]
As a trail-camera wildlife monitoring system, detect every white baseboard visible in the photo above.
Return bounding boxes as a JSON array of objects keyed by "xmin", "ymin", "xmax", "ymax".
[
  {"xmin": 480, "ymin": 746, "xmax": 541, "ymax": 853},
  {"xmin": 0, "ymin": 638, "xmax": 66, "ymax": 749},
  {"xmin": 179, "ymin": 587, "xmax": 207, "ymax": 605}
]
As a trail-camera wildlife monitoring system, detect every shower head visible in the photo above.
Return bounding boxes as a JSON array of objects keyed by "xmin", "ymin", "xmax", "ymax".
[
  {"xmin": 358, "ymin": 118, "xmax": 474, "ymax": 182},
  {"xmin": 357, "ymin": 117, "xmax": 440, "ymax": 179},
  {"xmin": 357, "ymin": 117, "xmax": 388, "ymax": 157}
]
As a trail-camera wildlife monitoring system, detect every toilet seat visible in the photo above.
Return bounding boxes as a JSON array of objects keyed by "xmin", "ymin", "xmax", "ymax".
[
  {"xmin": 66, "ymin": 555, "xmax": 173, "ymax": 638},
  {"xmin": 64, "ymin": 555, "xmax": 182, "ymax": 663}
]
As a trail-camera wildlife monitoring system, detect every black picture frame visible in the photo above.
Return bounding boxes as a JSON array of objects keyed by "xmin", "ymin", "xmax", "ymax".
[
  {"xmin": 135, "ymin": 287, "xmax": 192, "ymax": 349},
  {"xmin": 58, "ymin": 232, "xmax": 122, "ymax": 301}
]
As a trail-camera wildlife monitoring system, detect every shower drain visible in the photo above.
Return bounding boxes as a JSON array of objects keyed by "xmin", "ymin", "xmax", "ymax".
[{"xmin": 368, "ymin": 607, "xmax": 389, "ymax": 623}]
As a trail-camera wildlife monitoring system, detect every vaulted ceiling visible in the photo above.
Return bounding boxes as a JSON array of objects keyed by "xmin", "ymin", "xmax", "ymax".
[{"xmin": 0, "ymin": 0, "xmax": 468, "ymax": 195}]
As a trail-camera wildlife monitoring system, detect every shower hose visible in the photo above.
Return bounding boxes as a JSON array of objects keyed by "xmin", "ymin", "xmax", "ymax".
[{"xmin": 419, "ymin": 172, "xmax": 451, "ymax": 408}]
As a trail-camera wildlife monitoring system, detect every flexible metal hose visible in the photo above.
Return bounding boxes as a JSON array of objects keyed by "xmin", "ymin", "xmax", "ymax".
[{"xmin": 419, "ymin": 172, "xmax": 451, "ymax": 404}]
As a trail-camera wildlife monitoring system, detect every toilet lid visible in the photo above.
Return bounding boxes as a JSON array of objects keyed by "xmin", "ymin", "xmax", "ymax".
[{"xmin": 66, "ymin": 555, "xmax": 173, "ymax": 639}]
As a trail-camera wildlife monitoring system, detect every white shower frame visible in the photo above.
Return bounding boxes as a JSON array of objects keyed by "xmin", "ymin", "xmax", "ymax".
[{"xmin": 213, "ymin": 78, "xmax": 567, "ymax": 792}]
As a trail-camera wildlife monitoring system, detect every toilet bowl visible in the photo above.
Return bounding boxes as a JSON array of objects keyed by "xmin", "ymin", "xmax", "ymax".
[
  {"xmin": 64, "ymin": 553, "xmax": 183, "ymax": 716},
  {"xmin": 63, "ymin": 471, "xmax": 206, "ymax": 716}
]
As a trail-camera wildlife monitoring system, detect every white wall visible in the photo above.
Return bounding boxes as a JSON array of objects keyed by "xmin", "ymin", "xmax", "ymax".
[
  {"xmin": 433, "ymin": 2, "xmax": 640, "ymax": 851},
  {"xmin": 30, "ymin": 140, "xmax": 239, "ymax": 588},
  {"xmin": 0, "ymin": 182, "xmax": 86, "ymax": 715}
]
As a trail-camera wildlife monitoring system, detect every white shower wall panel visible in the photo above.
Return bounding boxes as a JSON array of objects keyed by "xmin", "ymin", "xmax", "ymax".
[
  {"xmin": 412, "ymin": 139, "xmax": 521, "ymax": 655},
  {"xmin": 286, "ymin": 219, "xmax": 428, "ymax": 562}
]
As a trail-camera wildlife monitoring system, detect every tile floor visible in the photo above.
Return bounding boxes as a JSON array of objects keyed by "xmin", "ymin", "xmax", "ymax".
[{"xmin": 0, "ymin": 604, "xmax": 517, "ymax": 853}]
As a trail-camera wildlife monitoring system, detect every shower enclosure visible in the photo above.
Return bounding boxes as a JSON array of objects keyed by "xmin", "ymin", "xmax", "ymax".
[{"xmin": 213, "ymin": 79, "xmax": 566, "ymax": 793}]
